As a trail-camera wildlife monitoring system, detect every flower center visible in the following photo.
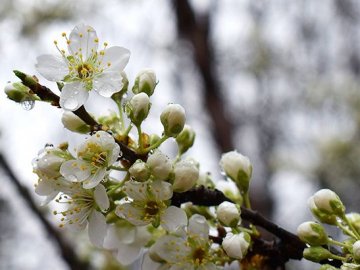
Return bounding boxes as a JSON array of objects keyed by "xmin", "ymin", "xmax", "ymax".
[
  {"xmin": 192, "ymin": 247, "xmax": 207, "ymax": 265},
  {"xmin": 144, "ymin": 201, "xmax": 159, "ymax": 216},
  {"xmin": 77, "ymin": 63, "xmax": 93, "ymax": 79},
  {"xmin": 91, "ymin": 151, "xmax": 108, "ymax": 168}
]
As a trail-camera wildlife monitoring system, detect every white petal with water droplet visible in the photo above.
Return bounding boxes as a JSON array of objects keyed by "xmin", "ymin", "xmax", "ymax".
[{"xmin": 60, "ymin": 82, "xmax": 89, "ymax": 111}]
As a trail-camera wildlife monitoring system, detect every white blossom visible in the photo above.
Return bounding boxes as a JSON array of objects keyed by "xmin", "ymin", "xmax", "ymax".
[
  {"xmin": 216, "ymin": 201, "xmax": 240, "ymax": 227},
  {"xmin": 146, "ymin": 150, "xmax": 172, "ymax": 180},
  {"xmin": 160, "ymin": 103, "xmax": 186, "ymax": 137},
  {"xmin": 172, "ymin": 159, "xmax": 199, "ymax": 192},
  {"xmin": 35, "ymin": 23, "xmax": 130, "ymax": 110},
  {"xmin": 60, "ymin": 131, "xmax": 120, "ymax": 189}
]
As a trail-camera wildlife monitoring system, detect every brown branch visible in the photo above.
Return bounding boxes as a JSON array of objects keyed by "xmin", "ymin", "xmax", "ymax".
[
  {"xmin": 171, "ymin": 186, "xmax": 342, "ymax": 268},
  {"xmin": 0, "ymin": 153, "xmax": 90, "ymax": 270},
  {"xmin": 173, "ymin": 0, "xmax": 234, "ymax": 152}
]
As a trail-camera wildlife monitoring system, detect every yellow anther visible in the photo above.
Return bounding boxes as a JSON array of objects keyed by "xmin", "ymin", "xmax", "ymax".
[
  {"xmin": 94, "ymin": 38, "xmax": 99, "ymax": 43},
  {"xmin": 62, "ymin": 32, "xmax": 66, "ymax": 37},
  {"xmin": 54, "ymin": 40, "xmax": 58, "ymax": 45},
  {"xmin": 79, "ymin": 33, "xmax": 83, "ymax": 38},
  {"xmin": 107, "ymin": 62, "xmax": 111, "ymax": 67},
  {"xmin": 67, "ymin": 40, "xmax": 71, "ymax": 45},
  {"xmin": 104, "ymin": 42, "xmax": 108, "ymax": 46}
]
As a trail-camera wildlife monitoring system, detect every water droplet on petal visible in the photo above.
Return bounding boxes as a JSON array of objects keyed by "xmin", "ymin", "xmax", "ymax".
[
  {"xmin": 63, "ymin": 99, "xmax": 78, "ymax": 110},
  {"xmin": 21, "ymin": 99, "xmax": 35, "ymax": 110}
]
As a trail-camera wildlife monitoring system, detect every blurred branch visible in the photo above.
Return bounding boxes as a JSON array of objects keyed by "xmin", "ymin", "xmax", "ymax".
[
  {"xmin": 0, "ymin": 153, "xmax": 90, "ymax": 270},
  {"xmin": 173, "ymin": 0, "xmax": 234, "ymax": 152}
]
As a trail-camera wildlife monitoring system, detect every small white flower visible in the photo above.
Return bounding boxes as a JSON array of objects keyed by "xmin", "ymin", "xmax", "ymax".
[
  {"xmin": 149, "ymin": 214, "xmax": 219, "ymax": 269},
  {"xmin": 54, "ymin": 184, "xmax": 109, "ymax": 247},
  {"xmin": 160, "ymin": 103, "xmax": 186, "ymax": 137},
  {"xmin": 115, "ymin": 180, "xmax": 185, "ymax": 229},
  {"xmin": 104, "ymin": 223, "xmax": 151, "ymax": 265},
  {"xmin": 60, "ymin": 131, "xmax": 120, "ymax": 189},
  {"xmin": 172, "ymin": 159, "xmax": 199, "ymax": 192},
  {"xmin": 33, "ymin": 146, "xmax": 72, "ymax": 204},
  {"xmin": 36, "ymin": 24, "xmax": 130, "ymax": 111},
  {"xmin": 216, "ymin": 201, "xmax": 240, "ymax": 227},
  {"xmin": 146, "ymin": 150, "xmax": 172, "ymax": 180},
  {"xmin": 129, "ymin": 159, "xmax": 150, "ymax": 182},
  {"xmin": 222, "ymin": 232, "xmax": 250, "ymax": 260}
]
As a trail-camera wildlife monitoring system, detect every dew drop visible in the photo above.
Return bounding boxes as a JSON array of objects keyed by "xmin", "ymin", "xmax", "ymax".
[{"xmin": 21, "ymin": 99, "xmax": 35, "ymax": 110}]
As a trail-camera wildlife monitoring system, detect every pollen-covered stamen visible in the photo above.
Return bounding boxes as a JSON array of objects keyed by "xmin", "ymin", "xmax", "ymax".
[
  {"xmin": 91, "ymin": 151, "xmax": 108, "ymax": 168},
  {"xmin": 77, "ymin": 63, "xmax": 94, "ymax": 79},
  {"xmin": 54, "ymin": 190, "xmax": 94, "ymax": 228}
]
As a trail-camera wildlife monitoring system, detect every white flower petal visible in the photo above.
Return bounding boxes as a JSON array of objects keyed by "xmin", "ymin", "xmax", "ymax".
[
  {"xmin": 68, "ymin": 24, "xmax": 98, "ymax": 59},
  {"xmin": 161, "ymin": 206, "xmax": 187, "ymax": 233},
  {"xmin": 152, "ymin": 180, "xmax": 173, "ymax": 201},
  {"xmin": 60, "ymin": 82, "xmax": 89, "ymax": 111},
  {"xmin": 103, "ymin": 225, "xmax": 122, "ymax": 250},
  {"xmin": 88, "ymin": 210, "xmax": 107, "ymax": 248},
  {"xmin": 116, "ymin": 244, "xmax": 142, "ymax": 265},
  {"xmin": 35, "ymin": 179, "xmax": 56, "ymax": 196},
  {"xmin": 123, "ymin": 180, "xmax": 148, "ymax": 201},
  {"xmin": 82, "ymin": 168, "xmax": 106, "ymax": 189},
  {"xmin": 188, "ymin": 214, "xmax": 209, "ymax": 239},
  {"xmin": 40, "ymin": 191, "xmax": 58, "ymax": 206},
  {"xmin": 116, "ymin": 203, "xmax": 149, "ymax": 226},
  {"xmin": 102, "ymin": 46, "xmax": 130, "ymax": 71},
  {"xmin": 152, "ymin": 235, "xmax": 189, "ymax": 263},
  {"xmin": 94, "ymin": 184, "xmax": 110, "ymax": 211},
  {"xmin": 141, "ymin": 253, "xmax": 162, "ymax": 270},
  {"xmin": 93, "ymin": 71, "xmax": 123, "ymax": 97},
  {"xmin": 35, "ymin": 54, "xmax": 68, "ymax": 81},
  {"xmin": 60, "ymin": 160, "xmax": 91, "ymax": 182}
]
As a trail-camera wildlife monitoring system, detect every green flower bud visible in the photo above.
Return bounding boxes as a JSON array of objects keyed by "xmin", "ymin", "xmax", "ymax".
[
  {"xmin": 311, "ymin": 189, "xmax": 345, "ymax": 217},
  {"xmin": 216, "ymin": 201, "xmax": 240, "ymax": 227},
  {"xmin": 308, "ymin": 197, "xmax": 337, "ymax": 225},
  {"xmin": 160, "ymin": 104, "xmax": 186, "ymax": 137},
  {"xmin": 220, "ymin": 150, "xmax": 252, "ymax": 193},
  {"xmin": 176, "ymin": 124, "xmax": 195, "ymax": 155},
  {"xmin": 126, "ymin": 93, "xmax": 151, "ymax": 126},
  {"xmin": 4, "ymin": 82, "xmax": 39, "ymax": 103},
  {"xmin": 132, "ymin": 69, "xmax": 157, "ymax": 96},
  {"xmin": 303, "ymin": 246, "xmax": 332, "ymax": 262},
  {"xmin": 297, "ymin": 221, "xmax": 328, "ymax": 246},
  {"xmin": 129, "ymin": 159, "xmax": 150, "ymax": 182},
  {"xmin": 149, "ymin": 134, "xmax": 161, "ymax": 146},
  {"xmin": 61, "ymin": 112, "xmax": 91, "ymax": 134}
]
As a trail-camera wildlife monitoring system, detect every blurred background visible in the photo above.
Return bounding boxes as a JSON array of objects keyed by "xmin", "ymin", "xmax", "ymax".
[{"xmin": 1, "ymin": 0, "xmax": 360, "ymax": 269}]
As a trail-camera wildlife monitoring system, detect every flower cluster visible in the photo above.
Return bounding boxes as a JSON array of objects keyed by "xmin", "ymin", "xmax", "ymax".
[
  {"xmin": 298, "ymin": 189, "xmax": 360, "ymax": 269},
  {"xmin": 6, "ymin": 24, "xmax": 256, "ymax": 269}
]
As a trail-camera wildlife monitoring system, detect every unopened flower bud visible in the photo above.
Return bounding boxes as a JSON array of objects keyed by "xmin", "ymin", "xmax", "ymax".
[
  {"xmin": 132, "ymin": 69, "xmax": 157, "ymax": 96},
  {"xmin": 220, "ymin": 151, "xmax": 252, "ymax": 193},
  {"xmin": 147, "ymin": 150, "xmax": 172, "ymax": 180},
  {"xmin": 172, "ymin": 159, "xmax": 199, "ymax": 192},
  {"xmin": 222, "ymin": 232, "xmax": 250, "ymax": 259},
  {"xmin": 149, "ymin": 134, "xmax": 161, "ymax": 146},
  {"xmin": 308, "ymin": 197, "xmax": 337, "ymax": 225},
  {"xmin": 4, "ymin": 82, "xmax": 38, "ymax": 103},
  {"xmin": 216, "ymin": 202, "xmax": 240, "ymax": 227},
  {"xmin": 346, "ymin": 213, "xmax": 360, "ymax": 235},
  {"xmin": 160, "ymin": 104, "xmax": 186, "ymax": 137},
  {"xmin": 312, "ymin": 189, "xmax": 345, "ymax": 217},
  {"xmin": 126, "ymin": 93, "xmax": 151, "ymax": 126},
  {"xmin": 129, "ymin": 160, "xmax": 150, "ymax": 182},
  {"xmin": 353, "ymin": 241, "xmax": 360, "ymax": 262},
  {"xmin": 176, "ymin": 124, "xmax": 195, "ymax": 155},
  {"xmin": 297, "ymin": 221, "xmax": 328, "ymax": 246},
  {"xmin": 61, "ymin": 112, "xmax": 90, "ymax": 133},
  {"xmin": 303, "ymin": 246, "xmax": 332, "ymax": 262}
]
